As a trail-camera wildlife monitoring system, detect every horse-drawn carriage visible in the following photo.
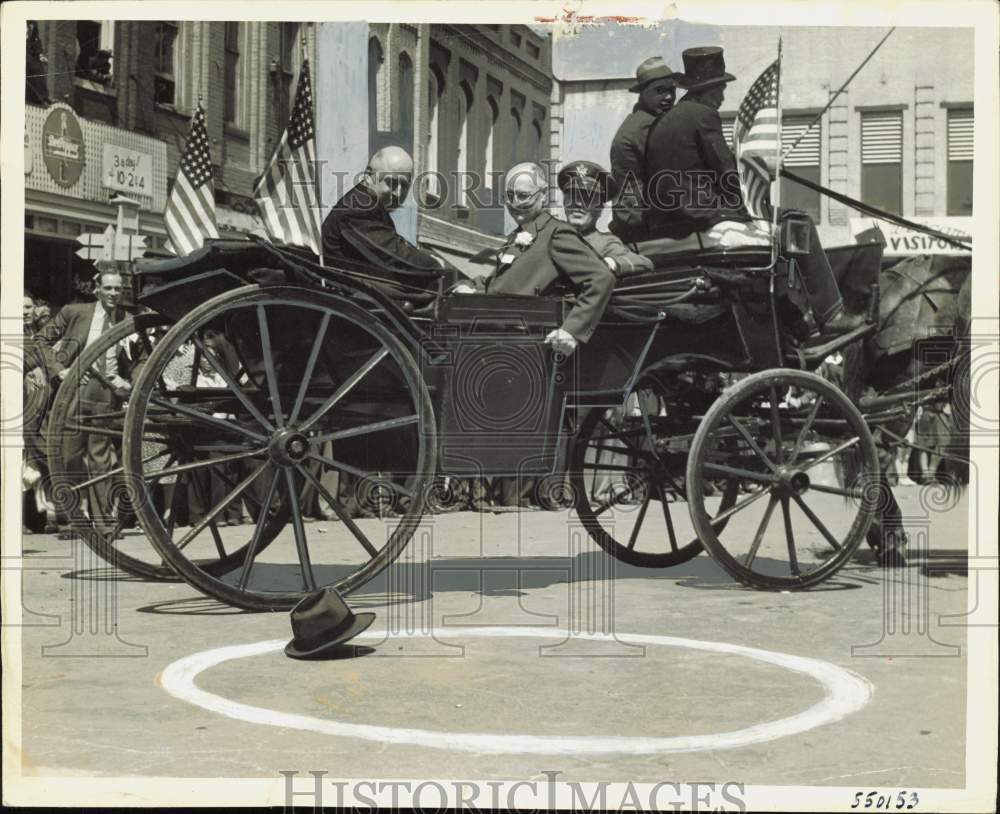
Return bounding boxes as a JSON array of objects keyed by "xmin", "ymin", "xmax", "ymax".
[{"xmin": 48, "ymin": 217, "xmax": 931, "ymax": 609}]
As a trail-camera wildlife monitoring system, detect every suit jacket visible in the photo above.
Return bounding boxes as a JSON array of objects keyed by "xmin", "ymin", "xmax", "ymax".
[
  {"xmin": 582, "ymin": 228, "xmax": 654, "ymax": 276},
  {"xmin": 609, "ymin": 105, "xmax": 658, "ymax": 240},
  {"xmin": 477, "ymin": 213, "xmax": 615, "ymax": 343},
  {"xmin": 320, "ymin": 183, "xmax": 444, "ymax": 284},
  {"xmin": 37, "ymin": 301, "xmax": 125, "ymax": 380},
  {"xmin": 643, "ymin": 96, "xmax": 750, "ymax": 239}
]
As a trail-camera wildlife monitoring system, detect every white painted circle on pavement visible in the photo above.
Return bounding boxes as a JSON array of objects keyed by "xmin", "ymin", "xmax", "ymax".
[{"xmin": 158, "ymin": 627, "xmax": 872, "ymax": 755}]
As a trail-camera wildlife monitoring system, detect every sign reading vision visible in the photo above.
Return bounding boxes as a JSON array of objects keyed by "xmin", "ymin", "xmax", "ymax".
[{"xmin": 42, "ymin": 104, "xmax": 85, "ymax": 187}]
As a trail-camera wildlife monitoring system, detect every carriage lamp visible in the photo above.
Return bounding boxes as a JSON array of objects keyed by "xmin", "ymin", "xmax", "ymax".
[{"xmin": 781, "ymin": 214, "xmax": 812, "ymax": 257}]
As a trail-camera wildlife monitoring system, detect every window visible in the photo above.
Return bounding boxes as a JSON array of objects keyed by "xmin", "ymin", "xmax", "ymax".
[
  {"xmin": 509, "ymin": 106, "xmax": 522, "ymax": 167},
  {"xmin": 75, "ymin": 20, "xmax": 114, "ymax": 85},
  {"xmin": 720, "ymin": 117, "xmax": 735, "ymax": 148},
  {"xmin": 526, "ymin": 40, "xmax": 540, "ymax": 59},
  {"xmin": 276, "ymin": 23, "xmax": 300, "ymax": 128},
  {"xmin": 861, "ymin": 110, "xmax": 903, "ymax": 216},
  {"xmin": 947, "ymin": 108, "xmax": 973, "ymax": 215},
  {"xmin": 510, "ymin": 31, "xmax": 522, "ymax": 47},
  {"xmin": 367, "ymin": 37, "xmax": 384, "ymax": 154},
  {"xmin": 424, "ymin": 67, "xmax": 444, "ymax": 201},
  {"xmin": 484, "ymin": 95, "xmax": 499, "ymax": 187},
  {"xmin": 154, "ymin": 22, "xmax": 178, "ymax": 106},
  {"xmin": 780, "ymin": 116, "xmax": 821, "ymax": 220},
  {"xmin": 398, "ymin": 53, "xmax": 415, "ymax": 147},
  {"xmin": 531, "ymin": 119, "xmax": 544, "ymax": 163},
  {"xmin": 224, "ymin": 22, "xmax": 242, "ymax": 125},
  {"xmin": 455, "ymin": 83, "xmax": 474, "ymax": 206}
]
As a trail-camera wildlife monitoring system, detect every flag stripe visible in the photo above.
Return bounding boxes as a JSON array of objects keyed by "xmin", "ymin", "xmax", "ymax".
[{"xmin": 164, "ymin": 104, "xmax": 218, "ymax": 256}]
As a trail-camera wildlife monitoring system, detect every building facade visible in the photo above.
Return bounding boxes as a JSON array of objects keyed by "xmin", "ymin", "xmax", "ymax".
[{"xmin": 552, "ymin": 24, "xmax": 974, "ymax": 254}]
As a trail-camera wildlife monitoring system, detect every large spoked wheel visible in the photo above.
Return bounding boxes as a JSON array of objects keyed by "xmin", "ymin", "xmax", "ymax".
[
  {"xmin": 688, "ymin": 369, "xmax": 879, "ymax": 589},
  {"xmin": 46, "ymin": 313, "xmax": 282, "ymax": 581},
  {"xmin": 570, "ymin": 378, "xmax": 738, "ymax": 568},
  {"xmin": 123, "ymin": 285, "xmax": 436, "ymax": 610}
]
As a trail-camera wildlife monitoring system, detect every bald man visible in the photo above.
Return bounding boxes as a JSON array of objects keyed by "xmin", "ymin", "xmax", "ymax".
[
  {"xmin": 457, "ymin": 162, "xmax": 615, "ymax": 356},
  {"xmin": 321, "ymin": 146, "xmax": 451, "ymax": 285}
]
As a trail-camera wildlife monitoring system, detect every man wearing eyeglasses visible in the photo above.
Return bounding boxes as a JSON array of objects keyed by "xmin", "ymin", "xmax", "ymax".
[
  {"xmin": 455, "ymin": 162, "xmax": 615, "ymax": 357},
  {"xmin": 321, "ymin": 146, "xmax": 453, "ymax": 286}
]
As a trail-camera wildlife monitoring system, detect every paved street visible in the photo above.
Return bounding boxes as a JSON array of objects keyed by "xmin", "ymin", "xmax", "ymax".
[{"xmin": 13, "ymin": 484, "xmax": 973, "ymax": 788}]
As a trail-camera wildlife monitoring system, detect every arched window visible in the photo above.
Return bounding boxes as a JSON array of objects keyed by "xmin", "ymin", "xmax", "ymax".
[
  {"xmin": 531, "ymin": 119, "xmax": 544, "ymax": 163},
  {"xmin": 367, "ymin": 37, "xmax": 384, "ymax": 154},
  {"xmin": 398, "ymin": 52, "xmax": 414, "ymax": 149},
  {"xmin": 509, "ymin": 106, "xmax": 522, "ymax": 168},
  {"xmin": 456, "ymin": 81, "xmax": 474, "ymax": 206},
  {"xmin": 484, "ymin": 95, "xmax": 499, "ymax": 194},
  {"xmin": 424, "ymin": 65, "xmax": 445, "ymax": 201}
]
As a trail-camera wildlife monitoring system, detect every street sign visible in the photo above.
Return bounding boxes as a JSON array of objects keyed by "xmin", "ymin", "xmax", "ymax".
[
  {"xmin": 113, "ymin": 233, "xmax": 147, "ymax": 261},
  {"xmin": 76, "ymin": 225, "xmax": 116, "ymax": 262}
]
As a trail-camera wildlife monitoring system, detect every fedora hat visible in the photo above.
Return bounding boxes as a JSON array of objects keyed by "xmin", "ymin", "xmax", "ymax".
[
  {"xmin": 676, "ymin": 46, "xmax": 736, "ymax": 92},
  {"xmin": 557, "ymin": 160, "xmax": 614, "ymax": 205},
  {"xmin": 285, "ymin": 587, "xmax": 375, "ymax": 660},
  {"xmin": 629, "ymin": 56, "xmax": 681, "ymax": 93}
]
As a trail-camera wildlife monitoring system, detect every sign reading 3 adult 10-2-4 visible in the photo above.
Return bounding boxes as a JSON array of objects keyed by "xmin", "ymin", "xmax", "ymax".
[
  {"xmin": 41, "ymin": 104, "xmax": 85, "ymax": 187},
  {"xmin": 102, "ymin": 144, "xmax": 153, "ymax": 195}
]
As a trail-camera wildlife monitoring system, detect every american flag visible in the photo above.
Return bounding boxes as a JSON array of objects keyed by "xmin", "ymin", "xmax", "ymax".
[
  {"xmin": 253, "ymin": 58, "xmax": 322, "ymax": 255},
  {"xmin": 164, "ymin": 103, "xmax": 219, "ymax": 256},
  {"xmin": 733, "ymin": 59, "xmax": 780, "ymax": 221}
]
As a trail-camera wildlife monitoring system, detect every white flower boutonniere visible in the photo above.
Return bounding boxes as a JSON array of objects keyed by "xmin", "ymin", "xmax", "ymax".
[{"xmin": 513, "ymin": 231, "xmax": 534, "ymax": 248}]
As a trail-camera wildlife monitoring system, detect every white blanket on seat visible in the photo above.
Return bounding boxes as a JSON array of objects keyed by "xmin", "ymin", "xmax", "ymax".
[{"xmin": 637, "ymin": 220, "xmax": 773, "ymax": 255}]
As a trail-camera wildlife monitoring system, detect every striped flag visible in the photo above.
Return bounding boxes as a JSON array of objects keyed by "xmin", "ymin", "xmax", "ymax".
[
  {"xmin": 253, "ymin": 58, "xmax": 322, "ymax": 255},
  {"xmin": 164, "ymin": 103, "xmax": 219, "ymax": 256},
  {"xmin": 733, "ymin": 59, "xmax": 780, "ymax": 221}
]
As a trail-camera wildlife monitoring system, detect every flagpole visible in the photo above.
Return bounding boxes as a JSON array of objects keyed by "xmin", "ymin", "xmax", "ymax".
[
  {"xmin": 302, "ymin": 34, "xmax": 326, "ymax": 271},
  {"xmin": 771, "ymin": 37, "xmax": 783, "ymax": 260}
]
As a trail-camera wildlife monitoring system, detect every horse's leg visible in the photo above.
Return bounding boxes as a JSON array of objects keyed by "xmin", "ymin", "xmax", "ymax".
[{"xmin": 865, "ymin": 424, "xmax": 909, "ymax": 566}]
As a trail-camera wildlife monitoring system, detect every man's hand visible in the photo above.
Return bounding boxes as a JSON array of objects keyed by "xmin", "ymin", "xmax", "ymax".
[
  {"xmin": 604, "ymin": 256, "xmax": 618, "ymax": 274},
  {"xmin": 452, "ymin": 283, "xmax": 476, "ymax": 294},
  {"xmin": 57, "ymin": 368, "xmax": 70, "ymax": 381},
  {"xmin": 544, "ymin": 328, "xmax": 578, "ymax": 356}
]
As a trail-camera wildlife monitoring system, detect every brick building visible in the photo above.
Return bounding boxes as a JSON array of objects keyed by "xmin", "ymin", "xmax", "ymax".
[
  {"xmin": 23, "ymin": 20, "xmax": 552, "ymax": 303},
  {"xmin": 552, "ymin": 24, "xmax": 974, "ymax": 254}
]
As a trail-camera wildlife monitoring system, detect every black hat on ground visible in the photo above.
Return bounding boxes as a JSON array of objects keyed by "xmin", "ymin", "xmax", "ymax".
[
  {"xmin": 557, "ymin": 160, "xmax": 614, "ymax": 206},
  {"xmin": 285, "ymin": 587, "xmax": 375, "ymax": 660},
  {"xmin": 675, "ymin": 46, "xmax": 737, "ymax": 92}
]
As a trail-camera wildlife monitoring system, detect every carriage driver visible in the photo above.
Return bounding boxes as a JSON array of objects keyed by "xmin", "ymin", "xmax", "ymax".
[
  {"xmin": 557, "ymin": 161, "xmax": 653, "ymax": 277},
  {"xmin": 453, "ymin": 162, "xmax": 615, "ymax": 356}
]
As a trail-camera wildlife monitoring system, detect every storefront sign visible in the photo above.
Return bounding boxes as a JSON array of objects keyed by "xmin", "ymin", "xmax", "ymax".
[
  {"xmin": 850, "ymin": 217, "xmax": 972, "ymax": 256},
  {"xmin": 102, "ymin": 145, "xmax": 153, "ymax": 195},
  {"xmin": 41, "ymin": 105, "xmax": 85, "ymax": 187}
]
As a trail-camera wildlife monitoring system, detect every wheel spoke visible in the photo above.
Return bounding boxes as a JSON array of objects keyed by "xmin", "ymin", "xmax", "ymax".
[
  {"xmin": 237, "ymin": 469, "xmax": 280, "ymax": 590},
  {"xmin": 585, "ymin": 442, "xmax": 657, "ymax": 461},
  {"xmin": 657, "ymin": 482, "xmax": 679, "ymax": 551},
  {"xmin": 180, "ymin": 465, "xmax": 232, "ymax": 557},
  {"xmin": 626, "ymin": 487, "xmax": 652, "ymax": 550},
  {"xmin": 193, "ymin": 335, "xmax": 275, "ymax": 433},
  {"xmin": 308, "ymin": 451, "xmax": 416, "ymax": 500},
  {"xmin": 791, "ymin": 493, "xmax": 842, "ymax": 551},
  {"xmin": 745, "ymin": 494, "xmax": 778, "ymax": 568},
  {"xmin": 135, "ymin": 325, "xmax": 170, "ymax": 393},
  {"xmin": 297, "ymin": 463, "xmax": 380, "ymax": 558},
  {"xmin": 727, "ymin": 415, "xmax": 778, "ymax": 473},
  {"xmin": 313, "ymin": 414, "xmax": 420, "ymax": 444},
  {"xmin": 790, "ymin": 396, "xmax": 823, "ymax": 464},
  {"xmin": 802, "ymin": 436, "xmax": 860, "ymax": 470},
  {"xmin": 147, "ymin": 447, "xmax": 268, "ymax": 483},
  {"xmin": 300, "ymin": 348, "xmax": 389, "ymax": 433},
  {"xmin": 285, "ymin": 470, "xmax": 317, "ymax": 592},
  {"xmin": 702, "ymin": 462, "xmax": 777, "ymax": 484},
  {"xmin": 289, "ymin": 312, "xmax": 331, "ymax": 425},
  {"xmin": 780, "ymin": 496, "xmax": 800, "ymax": 576},
  {"xmin": 706, "ymin": 487, "xmax": 768, "ymax": 529},
  {"xmin": 807, "ymin": 482, "xmax": 863, "ymax": 499},
  {"xmin": 769, "ymin": 386, "xmax": 785, "ymax": 465},
  {"xmin": 581, "ymin": 461, "xmax": 642, "ymax": 474},
  {"xmin": 257, "ymin": 305, "xmax": 284, "ymax": 428},
  {"xmin": 149, "ymin": 395, "xmax": 268, "ymax": 443},
  {"xmin": 71, "ymin": 448, "xmax": 171, "ymax": 493}
]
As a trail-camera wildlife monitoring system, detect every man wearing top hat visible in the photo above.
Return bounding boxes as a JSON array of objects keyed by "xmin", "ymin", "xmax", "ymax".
[
  {"xmin": 644, "ymin": 46, "xmax": 862, "ymax": 335},
  {"xmin": 608, "ymin": 57, "xmax": 682, "ymax": 243},
  {"xmin": 558, "ymin": 161, "xmax": 653, "ymax": 277}
]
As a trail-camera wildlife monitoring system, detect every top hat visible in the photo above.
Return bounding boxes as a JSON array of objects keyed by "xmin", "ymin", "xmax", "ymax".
[
  {"xmin": 675, "ymin": 46, "xmax": 736, "ymax": 92},
  {"xmin": 285, "ymin": 587, "xmax": 376, "ymax": 660},
  {"xmin": 629, "ymin": 56, "xmax": 681, "ymax": 93},
  {"xmin": 557, "ymin": 160, "xmax": 614, "ymax": 205}
]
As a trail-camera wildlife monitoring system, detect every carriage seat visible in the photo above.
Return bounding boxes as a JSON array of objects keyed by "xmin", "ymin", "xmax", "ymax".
[{"xmin": 634, "ymin": 220, "xmax": 772, "ymax": 274}]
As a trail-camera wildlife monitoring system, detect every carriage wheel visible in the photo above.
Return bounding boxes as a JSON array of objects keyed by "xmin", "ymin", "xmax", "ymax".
[
  {"xmin": 45, "ymin": 313, "xmax": 283, "ymax": 581},
  {"xmin": 687, "ymin": 369, "xmax": 879, "ymax": 589},
  {"xmin": 123, "ymin": 285, "xmax": 435, "ymax": 610},
  {"xmin": 569, "ymin": 379, "xmax": 738, "ymax": 568}
]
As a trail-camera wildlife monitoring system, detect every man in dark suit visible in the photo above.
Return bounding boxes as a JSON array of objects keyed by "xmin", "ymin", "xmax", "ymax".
[
  {"xmin": 321, "ymin": 146, "xmax": 452, "ymax": 288},
  {"xmin": 37, "ymin": 269, "xmax": 128, "ymax": 535},
  {"xmin": 644, "ymin": 46, "xmax": 862, "ymax": 335},
  {"xmin": 609, "ymin": 57, "xmax": 682, "ymax": 242},
  {"xmin": 457, "ymin": 162, "xmax": 615, "ymax": 356}
]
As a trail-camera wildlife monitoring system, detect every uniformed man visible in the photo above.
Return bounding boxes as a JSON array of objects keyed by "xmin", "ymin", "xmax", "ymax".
[
  {"xmin": 557, "ymin": 160, "xmax": 653, "ymax": 277},
  {"xmin": 608, "ymin": 56, "xmax": 682, "ymax": 242},
  {"xmin": 320, "ymin": 146, "xmax": 454, "ymax": 287},
  {"xmin": 644, "ymin": 46, "xmax": 862, "ymax": 334}
]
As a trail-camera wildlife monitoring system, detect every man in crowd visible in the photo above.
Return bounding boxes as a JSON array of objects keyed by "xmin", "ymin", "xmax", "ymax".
[
  {"xmin": 558, "ymin": 160, "xmax": 653, "ymax": 277},
  {"xmin": 321, "ymin": 145, "xmax": 455, "ymax": 288},
  {"xmin": 644, "ymin": 46, "xmax": 862, "ymax": 334},
  {"xmin": 609, "ymin": 56, "xmax": 682, "ymax": 242}
]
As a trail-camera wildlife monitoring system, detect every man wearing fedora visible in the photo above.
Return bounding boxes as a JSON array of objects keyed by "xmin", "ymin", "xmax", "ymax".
[
  {"xmin": 608, "ymin": 56, "xmax": 682, "ymax": 243},
  {"xmin": 644, "ymin": 46, "xmax": 863, "ymax": 335},
  {"xmin": 558, "ymin": 160, "xmax": 653, "ymax": 277}
]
